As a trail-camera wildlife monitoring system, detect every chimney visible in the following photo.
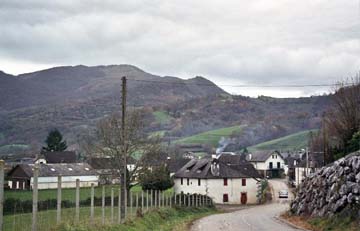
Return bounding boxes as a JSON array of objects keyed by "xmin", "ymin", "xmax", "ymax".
[{"xmin": 248, "ymin": 153, "xmax": 252, "ymax": 160}]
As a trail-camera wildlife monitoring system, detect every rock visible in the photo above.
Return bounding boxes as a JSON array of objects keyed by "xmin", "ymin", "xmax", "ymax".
[{"xmin": 291, "ymin": 152, "xmax": 360, "ymax": 218}]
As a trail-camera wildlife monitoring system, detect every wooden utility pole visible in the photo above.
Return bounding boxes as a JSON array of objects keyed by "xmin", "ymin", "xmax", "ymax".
[{"xmin": 120, "ymin": 76, "xmax": 127, "ymax": 221}]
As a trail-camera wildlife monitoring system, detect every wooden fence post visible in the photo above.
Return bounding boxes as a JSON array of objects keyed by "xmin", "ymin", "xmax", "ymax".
[
  {"xmin": 146, "ymin": 190, "xmax": 149, "ymax": 212},
  {"xmin": 135, "ymin": 192, "xmax": 139, "ymax": 213},
  {"xmin": 102, "ymin": 185, "xmax": 105, "ymax": 225},
  {"xmin": 90, "ymin": 183, "xmax": 94, "ymax": 224},
  {"xmin": 111, "ymin": 188, "xmax": 114, "ymax": 223},
  {"xmin": 118, "ymin": 187, "xmax": 121, "ymax": 224},
  {"xmin": 57, "ymin": 175, "xmax": 62, "ymax": 224},
  {"xmin": 32, "ymin": 164, "xmax": 39, "ymax": 231},
  {"xmin": 75, "ymin": 179, "xmax": 80, "ymax": 223},
  {"xmin": 130, "ymin": 191, "xmax": 133, "ymax": 217},
  {"xmin": 150, "ymin": 190, "xmax": 153, "ymax": 208},
  {"xmin": 141, "ymin": 191, "xmax": 144, "ymax": 210},
  {"xmin": 154, "ymin": 190, "xmax": 157, "ymax": 208},
  {"xmin": 0, "ymin": 160, "xmax": 5, "ymax": 231}
]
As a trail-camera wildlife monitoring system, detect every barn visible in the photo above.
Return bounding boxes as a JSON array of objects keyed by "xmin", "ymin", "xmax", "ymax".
[{"xmin": 7, "ymin": 163, "xmax": 99, "ymax": 190}]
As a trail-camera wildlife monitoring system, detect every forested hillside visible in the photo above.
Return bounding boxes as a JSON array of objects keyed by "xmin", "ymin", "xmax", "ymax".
[{"xmin": 0, "ymin": 65, "xmax": 331, "ymax": 154}]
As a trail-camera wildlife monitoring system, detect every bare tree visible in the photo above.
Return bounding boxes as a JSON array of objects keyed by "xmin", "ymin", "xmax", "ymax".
[
  {"xmin": 310, "ymin": 75, "xmax": 360, "ymax": 162},
  {"xmin": 89, "ymin": 109, "xmax": 162, "ymax": 216},
  {"xmin": 328, "ymin": 76, "xmax": 360, "ymax": 146}
]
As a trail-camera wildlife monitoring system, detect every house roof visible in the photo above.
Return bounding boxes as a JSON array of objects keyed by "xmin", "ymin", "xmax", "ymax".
[
  {"xmin": 174, "ymin": 157, "xmax": 262, "ymax": 179},
  {"xmin": 246, "ymin": 150, "xmax": 283, "ymax": 162},
  {"xmin": 217, "ymin": 153, "xmax": 246, "ymax": 165},
  {"xmin": 167, "ymin": 158, "xmax": 191, "ymax": 173},
  {"xmin": 8, "ymin": 163, "xmax": 97, "ymax": 178},
  {"xmin": 88, "ymin": 156, "xmax": 137, "ymax": 170},
  {"xmin": 42, "ymin": 151, "xmax": 77, "ymax": 163}
]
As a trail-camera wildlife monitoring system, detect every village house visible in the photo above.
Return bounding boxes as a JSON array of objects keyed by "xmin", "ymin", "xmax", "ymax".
[
  {"xmin": 294, "ymin": 151, "xmax": 324, "ymax": 186},
  {"xmin": 88, "ymin": 156, "xmax": 137, "ymax": 184},
  {"xmin": 174, "ymin": 153, "xmax": 262, "ymax": 204},
  {"xmin": 246, "ymin": 150, "xmax": 285, "ymax": 178},
  {"xmin": 7, "ymin": 163, "xmax": 99, "ymax": 190},
  {"xmin": 35, "ymin": 151, "xmax": 77, "ymax": 164}
]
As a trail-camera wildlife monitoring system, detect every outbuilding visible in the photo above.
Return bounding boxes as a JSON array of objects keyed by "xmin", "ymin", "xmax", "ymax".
[{"xmin": 7, "ymin": 163, "xmax": 99, "ymax": 190}]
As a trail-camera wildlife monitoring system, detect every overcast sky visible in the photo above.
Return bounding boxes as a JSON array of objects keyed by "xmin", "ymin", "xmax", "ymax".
[{"xmin": 0, "ymin": 0, "xmax": 359, "ymax": 97}]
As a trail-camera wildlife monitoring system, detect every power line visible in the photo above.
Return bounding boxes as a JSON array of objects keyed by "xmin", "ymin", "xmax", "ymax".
[{"xmin": 127, "ymin": 78, "xmax": 347, "ymax": 88}]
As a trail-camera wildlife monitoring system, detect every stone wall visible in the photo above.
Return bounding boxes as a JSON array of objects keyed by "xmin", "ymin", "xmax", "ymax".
[{"xmin": 290, "ymin": 151, "xmax": 360, "ymax": 217}]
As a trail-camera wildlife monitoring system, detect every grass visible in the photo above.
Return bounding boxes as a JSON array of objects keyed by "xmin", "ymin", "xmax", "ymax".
[
  {"xmin": 54, "ymin": 207, "xmax": 217, "ymax": 231},
  {"xmin": 4, "ymin": 206, "xmax": 138, "ymax": 231},
  {"xmin": 5, "ymin": 185, "xmax": 174, "ymax": 202},
  {"xmin": 309, "ymin": 216, "xmax": 359, "ymax": 231},
  {"xmin": 282, "ymin": 207, "xmax": 359, "ymax": 231},
  {"xmin": 248, "ymin": 129, "xmax": 318, "ymax": 152},
  {"xmin": 149, "ymin": 130, "xmax": 166, "ymax": 138},
  {"xmin": 3, "ymin": 206, "xmax": 216, "ymax": 231},
  {"xmin": 0, "ymin": 144, "xmax": 29, "ymax": 153},
  {"xmin": 176, "ymin": 125, "xmax": 244, "ymax": 147},
  {"xmin": 153, "ymin": 111, "xmax": 172, "ymax": 124}
]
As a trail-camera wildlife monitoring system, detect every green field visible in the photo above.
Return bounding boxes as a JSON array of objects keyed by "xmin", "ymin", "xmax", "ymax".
[
  {"xmin": 4, "ymin": 206, "xmax": 138, "ymax": 231},
  {"xmin": 249, "ymin": 129, "xmax": 318, "ymax": 152},
  {"xmin": 4, "ymin": 206, "xmax": 216, "ymax": 231},
  {"xmin": 5, "ymin": 185, "xmax": 174, "ymax": 202},
  {"xmin": 0, "ymin": 144, "xmax": 29, "ymax": 153},
  {"xmin": 153, "ymin": 111, "xmax": 172, "ymax": 124},
  {"xmin": 176, "ymin": 125, "xmax": 244, "ymax": 147}
]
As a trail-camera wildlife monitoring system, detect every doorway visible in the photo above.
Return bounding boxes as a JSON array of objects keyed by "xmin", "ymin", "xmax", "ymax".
[{"xmin": 240, "ymin": 192, "xmax": 247, "ymax": 204}]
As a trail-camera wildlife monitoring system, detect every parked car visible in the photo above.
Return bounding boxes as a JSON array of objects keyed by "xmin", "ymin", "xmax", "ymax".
[{"xmin": 278, "ymin": 189, "xmax": 289, "ymax": 198}]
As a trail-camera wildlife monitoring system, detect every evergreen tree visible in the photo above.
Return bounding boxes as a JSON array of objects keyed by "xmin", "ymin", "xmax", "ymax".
[
  {"xmin": 139, "ymin": 164, "xmax": 174, "ymax": 191},
  {"xmin": 42, "ymin": 129, "xmax": 67, "ymax": 152}
]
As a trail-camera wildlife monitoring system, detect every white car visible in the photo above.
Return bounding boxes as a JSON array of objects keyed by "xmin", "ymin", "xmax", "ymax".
[{"xmin": 278, "ymin": 189, "xmax": 288, "ymax": 198}]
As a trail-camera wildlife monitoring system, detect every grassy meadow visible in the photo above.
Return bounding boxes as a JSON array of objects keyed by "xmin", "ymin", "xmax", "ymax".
[
  {"xmin": 5, "ymin": 185, "xmax": 173, "ymax": 202},
  {"xmin": 176, "ymin": 125, "xmax": 244, "ymax": 147},
  {"xmin": 248, "ymin": 129, "xmax": 318, "ymax": 152}
]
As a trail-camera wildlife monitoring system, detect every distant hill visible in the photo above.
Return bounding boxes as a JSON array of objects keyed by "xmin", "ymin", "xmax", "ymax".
[
  {"xmin": 0, "ymin": 64, "xmax": 332, "ymax": 155},
  {"xmin": 0, "ymin": 65, "xmax": 226, "ymax": 110},
  {"xmin": 248, "ymin": 129, "xmax": 318, "ymax": 152},
  {"xmin": 0, "ymin": 65, "xmax": 226, "ymax": 150}
]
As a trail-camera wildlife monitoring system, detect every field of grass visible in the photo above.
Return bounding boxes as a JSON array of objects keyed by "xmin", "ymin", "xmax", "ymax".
[
  {"xmin": 4, "ymin": 206, "xmax": 139, "ymax": 231},
  {"xmin": 0, "ymin": 144, "xmax": 29, "ymax": 153},
  {"xmin": 55, "ymin": 207, "xmax": 217, "ymax": 231},
  {"xmin": 176, "ymin": 125, "xmax": 244, "ymax": 147},
  {"xmin": 5, "ymin": 185, "xmax": 173, "ymax": 202},
  {"xmin": 153, "ymin": 111, "xmax": 172, "ymax": 124},
  {"xmin": 248, "ymin": 129, "xmax": 318, "ymax": 152}
]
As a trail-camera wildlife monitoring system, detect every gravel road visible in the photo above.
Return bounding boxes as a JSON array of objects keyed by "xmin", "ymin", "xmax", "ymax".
[{"xmin": 190, "ymin": 179, "xmax": 302, "ymax": 231}]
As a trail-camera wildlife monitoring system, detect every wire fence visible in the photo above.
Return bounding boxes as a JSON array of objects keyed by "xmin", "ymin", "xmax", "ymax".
[{"xmin": 0, "ymin": 163, "xmax": 213, "ymax": 231}]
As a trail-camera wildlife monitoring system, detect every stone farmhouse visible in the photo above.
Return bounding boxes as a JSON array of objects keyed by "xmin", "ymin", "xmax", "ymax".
[
  {"xmin": 7, "ymin": 163, "xmax": 99, "ymax": 190},
  {"xmin": 174, "ymin": 153, "xmax": 262, "ymax": 204},
  {"xmin": 246, "ymin": 150, "xmax": 285, "ymax": 178}
]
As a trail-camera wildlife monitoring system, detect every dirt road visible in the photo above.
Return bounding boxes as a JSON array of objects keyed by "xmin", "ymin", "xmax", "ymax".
[{"xmin": 191, "ymin": 179, "xmax": 302, "ymax": 231}]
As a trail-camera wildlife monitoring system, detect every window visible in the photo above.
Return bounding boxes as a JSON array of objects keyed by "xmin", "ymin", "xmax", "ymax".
[
  {"xmin": 269, "ymin": 162, "xmax": 273, "ymax": 169},
  {"xmin": 224, "ymin": 178, "xmax": 228, "ymax": 186},
  {"xmin": 242, "ymin": 179, "xmax": 246, "ymax": 186},
  {"xmin": 223, "ymin": 194, "xmax": 229, "ymax": 202},
  {"xmin": 198, "ymin": 179, "xmax": 201, "ymax": 186},
  {"xmin": 187, "ymin": 178, "xmax": 189, "ymax": 186},
  {"xmin": 277, "ymin": 162, "xmax": 281, "ymax": 169},
  {"xmin": 181, "ymin": 178, "xmax": 183, "ymax": 185}
]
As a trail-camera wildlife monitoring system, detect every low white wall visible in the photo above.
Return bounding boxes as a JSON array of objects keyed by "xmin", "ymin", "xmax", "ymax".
[
  {"xmin": 30, "ymin": 175, "xmax": 99, "ymax": 189},
  {"xmin": 174, "ymin": 178, "xmax": 259, "ymax": 204}
]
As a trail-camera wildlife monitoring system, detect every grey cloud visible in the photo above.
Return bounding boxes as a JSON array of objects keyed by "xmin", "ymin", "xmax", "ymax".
[{"xmin": 0, "ymin": 0, "xmax": 359, "ymax": 97}]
